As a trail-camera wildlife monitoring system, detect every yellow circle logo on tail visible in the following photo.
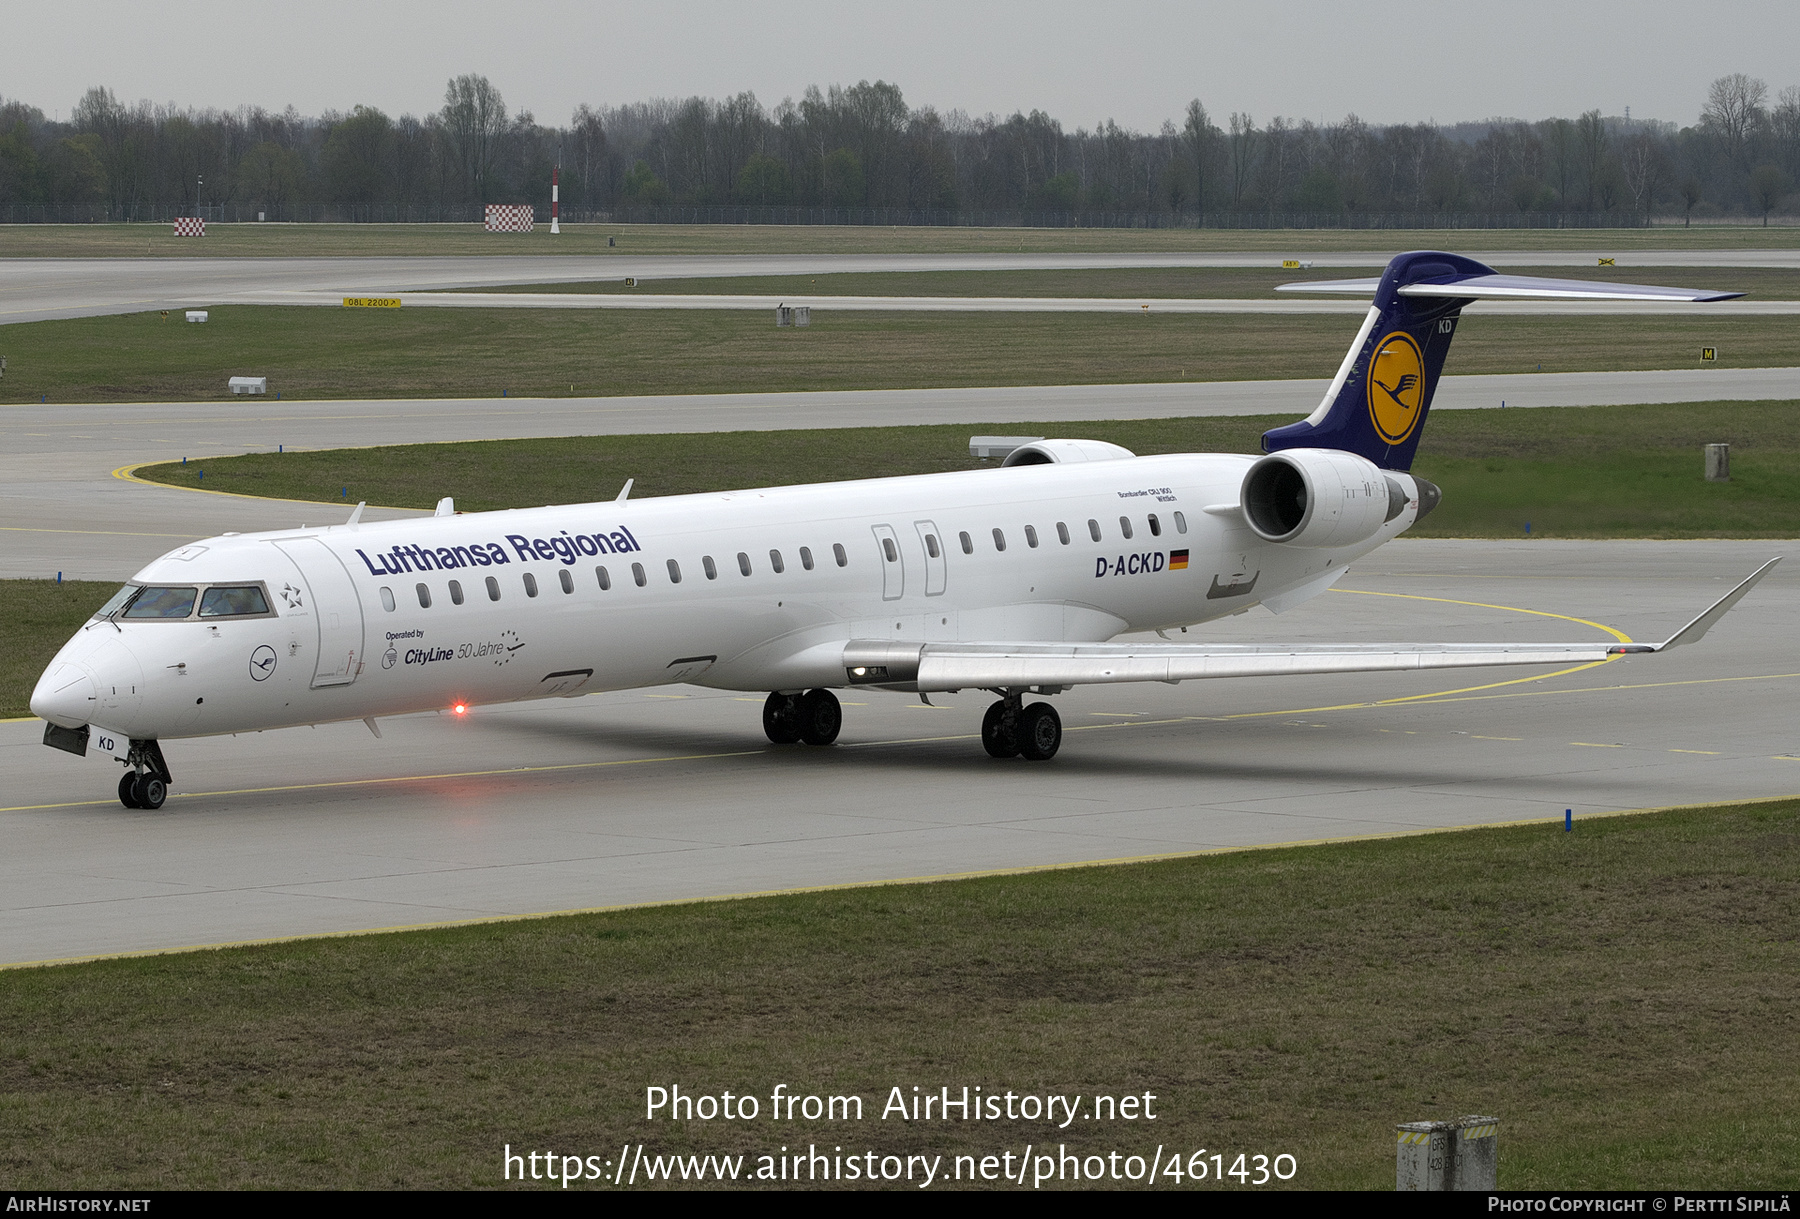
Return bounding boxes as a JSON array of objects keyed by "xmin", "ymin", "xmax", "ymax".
[{"xmin": 1367, "ymin": 331, "xmax": 1426, "ymax": 445}]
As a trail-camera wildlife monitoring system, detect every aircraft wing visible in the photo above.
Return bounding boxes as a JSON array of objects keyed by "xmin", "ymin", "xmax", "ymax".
[
  {"xmin": 1277, "ymin": 273, "xmax": 1744, "ymax": 302},
  {"xmin": 844, "ymin": 560, "xmax": 1778, "ymax": 692}
]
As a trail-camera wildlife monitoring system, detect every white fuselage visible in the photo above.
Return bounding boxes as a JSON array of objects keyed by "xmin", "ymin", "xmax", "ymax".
[{"xmin": 32, "ymin": 453, "xmax": 1424, "ymax": 742}]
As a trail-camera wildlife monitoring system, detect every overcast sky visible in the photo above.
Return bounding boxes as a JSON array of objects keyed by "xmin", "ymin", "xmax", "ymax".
[{"xmin": 7, "ymin": 0, "xmax": 1797, "ymax": 131}]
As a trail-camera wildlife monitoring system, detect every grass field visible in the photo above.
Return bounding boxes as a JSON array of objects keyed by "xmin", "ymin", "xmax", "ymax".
[
  {"xmin": 470, "ymin": 264, "xmax": 1800, "ymax": 300},
  {"xmin": 0, "ymin": 579, "xmax": 114, "ymax": 719},
  {"xmin": 2, "ymin": 222, "xmax": 1797, "ymax": 259},
  {"xmin": 0, "ymin": 305, "xmax": 1787, "ymax": 405},
  {"xmin": 130, "ymin": 401, "xmax": 1800, "ymax": 540},
  {"xmin": 2, "ymin": 797, "xmax": 1795, "ymax": 1189}
]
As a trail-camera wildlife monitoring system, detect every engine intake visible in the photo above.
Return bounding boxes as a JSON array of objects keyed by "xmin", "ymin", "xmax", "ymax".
[{"xmin": 1242, "ymin": 449, "xmax": 1404, "ymax": 548}]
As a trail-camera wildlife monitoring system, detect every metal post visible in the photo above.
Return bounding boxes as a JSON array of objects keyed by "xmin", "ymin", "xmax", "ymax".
[{"xmin": 1705, "ymin": 443, "xmax": 1730, "ymax": 482}]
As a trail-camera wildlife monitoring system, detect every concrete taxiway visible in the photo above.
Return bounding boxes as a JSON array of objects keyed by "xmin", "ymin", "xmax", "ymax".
[
  {"xmin": 4, "ymin": 539, "xmax": 1794, "ymax": 967},
  {"xmin": 5, "ymin": 369, "xmax": 1796, "ymax": 579},
  {"xmin": 3, "ymin": 249, "xmax": 1793, "ymax": 325}
]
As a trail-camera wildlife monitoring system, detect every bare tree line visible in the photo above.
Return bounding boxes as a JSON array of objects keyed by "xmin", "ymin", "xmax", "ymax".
[{"xmin": 0, "ymin": 73, "xmax": 1796, "ymax": 224}]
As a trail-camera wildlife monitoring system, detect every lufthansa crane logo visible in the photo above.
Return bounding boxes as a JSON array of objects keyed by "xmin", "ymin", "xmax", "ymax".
[
  {"xmin": 249, "ymin": 645, "xmax": 278, "ymax": 681},
  {"xmin": 1367, "ymin": 331, "xmax": 1426, "ymax": 445}
]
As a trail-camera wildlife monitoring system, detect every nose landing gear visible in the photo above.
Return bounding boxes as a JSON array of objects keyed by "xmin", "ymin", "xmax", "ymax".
[
  {"xmin": 982, "ymin": 695, "xmax": 1062, "ymax": 761},
  {"xmin": 763, "ymin": 689, "xmax": 842, "ymax": 746},
  {"xmin": 116, "ymin": 739, "xmax": 173, "ymax": 810}
]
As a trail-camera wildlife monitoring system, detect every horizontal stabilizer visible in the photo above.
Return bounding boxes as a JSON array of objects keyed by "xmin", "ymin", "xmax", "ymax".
[{"xmin": 1278, "ymin": 273, "xmax": 1743, "ymax": 303}]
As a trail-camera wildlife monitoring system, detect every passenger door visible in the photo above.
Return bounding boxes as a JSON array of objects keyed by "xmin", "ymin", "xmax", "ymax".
[
  {"xmin": 273, "ymin": 538, "xmax": 366, "ymax": 687},
  {"xmin": 871, "ymin": 524, "xmax": 904, "ymax": 601}
]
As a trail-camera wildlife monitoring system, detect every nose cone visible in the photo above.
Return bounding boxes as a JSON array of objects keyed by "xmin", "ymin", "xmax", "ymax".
[{"xmin": 32, "ymin": 662, "xmax": 97, "ymax": 728}]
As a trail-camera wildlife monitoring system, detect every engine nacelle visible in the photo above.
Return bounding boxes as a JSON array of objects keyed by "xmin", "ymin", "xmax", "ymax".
[
  {"xmin": 1241, "ymin": 449, "xmax": 1410, "ymax": 548},
  {"xmin": 1001, "ymin": 438, "xmax": 1136, "ymax": 466}
]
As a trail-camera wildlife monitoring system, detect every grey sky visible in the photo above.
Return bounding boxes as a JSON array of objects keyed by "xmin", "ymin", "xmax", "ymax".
[{"xmin": 8, "ymin": 0, "xmax": 1797, "ymax": 131}]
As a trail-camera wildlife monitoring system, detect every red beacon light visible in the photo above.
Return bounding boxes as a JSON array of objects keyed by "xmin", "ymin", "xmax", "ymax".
[{"xmin": 451, "ymin": 702, "xmax": 469, "ymax": 716}]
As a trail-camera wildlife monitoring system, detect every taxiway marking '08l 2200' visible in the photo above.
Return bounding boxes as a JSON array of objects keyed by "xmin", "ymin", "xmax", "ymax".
[{"xmin": 31, "ymin": 251, "xmax": 1778, "ymax": 809}]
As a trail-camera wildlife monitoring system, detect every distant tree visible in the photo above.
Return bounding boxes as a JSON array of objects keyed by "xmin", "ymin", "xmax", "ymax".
[
  {"xmin": 1702, "ymin": 73, "xmax": 1766, "ymax": 171},
  {"xmin": 620, "ymin": 159, "xmax": 669, "ymax": 204},
  {"xmin": 1182, "ymin": 100, "xmax": 1213, "ymax": 218},
  {"xmin": 1295, "ymin": 168, "xmax": 1342, "ymax": 212},
  {"xmin": 1620, "ymin": 133, "xmax": 1668, "ymax": 218},
  {"xmin": 44, "ymin": 134, "xmax": 106, "ymax": 203},
  {"xmin": 321, "ymin": 105, "xmax": 395, "ymax": 203},
  {"xmin": 0, "ymin": 122, "xmax": 41, "ymax": 202},
  {"xmin": 1227, "ymin": 112, "xmax": 1255, "ymax": 209},
  {"xmin": 1576, "ymin": 109, "xmax": 1608, "ymax": 209},
  {"xmin": 735, "ymin": 153, "xmax": 789, "ymax": 205},
  {"xmin": 237, "ymin": 141, "xmax": 304, "ymax": 211},
  {"xmin": 1679, "ymin": 176, "xmax": 1703, "ymax": 226},
  {"xmin": 1749, "ymin": 164, "xmax": 1790, "ymax": 225},
  {"xmin": 822, "ymin": 147, "xmax": 864, "ymax": 207},
  {"xmin": 441, "ymin": 74, "xmax": 508, "ymax": 201}
]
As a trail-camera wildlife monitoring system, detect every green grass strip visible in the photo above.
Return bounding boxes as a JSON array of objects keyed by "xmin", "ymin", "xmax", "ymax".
[{"xmin": 2, "ymin": 797, "xmax": 1796, "ymax": 1188}]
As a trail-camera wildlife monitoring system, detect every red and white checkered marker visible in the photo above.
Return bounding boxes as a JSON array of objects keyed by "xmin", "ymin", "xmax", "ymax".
[
  {"xmin": 484, "ymin": 204, "xmax": 534, "ymax": 233},
  {"xmin": 173, "ymin": 217, "xmax": 206, "ymax": 236}
]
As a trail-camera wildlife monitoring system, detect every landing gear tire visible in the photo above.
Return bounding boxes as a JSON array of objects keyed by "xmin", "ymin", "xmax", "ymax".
[
  {"xmin": 981, "ymin": 699, "xmax": 1022, "ymax": 758},
  {"xmin": 797, "ymin": 689, "xmax": 842, "ymax": 746},
  {"xmin": 1018, "ymin": 701, "xmax": 1063, "ymax": 761},
  {"xmin": 762, "ymin": 692, "xmax": 803, "ymax": 744},
  {"xmin": 131, "ymin": 773, "xmax": 167, "ymax": 810},
  {"xmin": 118, "ymin": 771, "xmax": 141, "ymax": 809}
]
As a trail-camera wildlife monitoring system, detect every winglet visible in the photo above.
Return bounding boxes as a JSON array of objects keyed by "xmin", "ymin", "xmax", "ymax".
[{"xmin": 1609, "ymin": 558, "xmax": 1782, "ymax": 654}]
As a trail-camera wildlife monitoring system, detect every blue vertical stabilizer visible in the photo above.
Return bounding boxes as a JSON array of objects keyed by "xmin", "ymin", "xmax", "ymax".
[{"xmin": 1260, "ymin": 251, "xmax": 1490, "ymax": 472}]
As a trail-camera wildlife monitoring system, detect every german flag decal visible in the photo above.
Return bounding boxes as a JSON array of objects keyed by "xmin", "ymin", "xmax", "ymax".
[{"xmin": 1169, "ymin": 550, "xmax": 1189, "ymax": 570}]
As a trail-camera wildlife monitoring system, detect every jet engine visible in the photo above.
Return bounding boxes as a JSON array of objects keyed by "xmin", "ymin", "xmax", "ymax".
[{"xmin": 1241, "ymin": 448, "xmax": 1412, "ymax": 548}]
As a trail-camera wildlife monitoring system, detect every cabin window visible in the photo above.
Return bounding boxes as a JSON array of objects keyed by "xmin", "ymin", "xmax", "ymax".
[
  {"xmin": 1174, "ymin": 511, "xmax": 1188, "ymax": 534},
  {"xmin": 1056, "ymin": 522, "xmax": 1070, "ymax": 545},
  {"xmin": 1148, "ymin": 514, "xmax": 1162, "ymax": 537},
  {"xmin": 523, "ymin": 573, "xmax": 538, "ymax": 598},
  {"xmin": 595, "ymin": 567, "xmax": 610, "ymax": 591},
  {"xmin": 992, "ymin": 528, "xmax": 1006, "ymax": 552},
  {"xmin": 703, "ymin": 555, "xmax": 718, "ymax": 580},
  {"xmin": 380, "ymin": 586, "xmax": 396, "ymax": 612},
  {"xmin": 1088, "ymin": 519, "xmax": 1102, "ymax": 542},
  {"xmin": 121, "ymin": 587, "xmax": 197, "ymax": 619},
  {"xmin": 199, "ymin": 586, "xmax": 271, "ymax": 617},
  {"xmin": 667, "ymin": 559, "xmax": 682, "ymax": 584},
  {"xmin": 1024, "ymin": 525, "xmax": 1039, "ymax": 548},
  {"xmin": 1119, "ymin": 516, "xmax": 1134, "ymax": 540},
  {"xmin": 800, "ymin": 546, "xmax": 815, "ymax": 570},
  {"xmin": 738, "ymin": 552, "xmax": 752, "ymax": 577},
  {"xmin": 924, "ymin": 535, "xmax": 940, "ymax": 559},
  {"xmin": 882, "ymin": 537, "xmax": 898, "ymax": 562},
  {"xmin": 486, "ymin": 576, "xmax": 501, "ymax": 601},
  {"xmin": 770, "ymin": 549, "xmax": 785, "ymax": 574},
  {"xmin": 632, "ymin": 562, "xmax": 647, "ymax": 588},
  {"xmin": 959, "ymin": 531, "xmax": 973, "ymax": 555},
  {"xmin": 448, "ymin": 580, "xmax": 465, "ymax": 605},
  {"xmin": 559, "ymin": 569, "xmax": 574, "ymax": 594},
  {"xmin": 833, "ymin": 543, "xmax": 848, "ymax": 567},
  {"xmin": 416, "ymin": 583, "xmax": 432, "ymax": 609}
]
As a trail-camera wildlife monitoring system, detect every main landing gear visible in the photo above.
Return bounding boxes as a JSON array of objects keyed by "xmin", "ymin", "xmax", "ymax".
[
  {"xmin": 116, "ymin": 739, "xmax": 173, "ymax": 810},
  {"xmin": 763, "ymin": 689, "xmax": 842, "ymax": 747},
  {"xmin": 981, "ymin": 694, "xmax": 1062, "ymax": 761}
]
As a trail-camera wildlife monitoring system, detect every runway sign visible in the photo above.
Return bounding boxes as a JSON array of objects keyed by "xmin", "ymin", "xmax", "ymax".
[
  {"xmin": 1702, "ymin": 347, "xmax": 1717, "ymax": 361},
  {"xmin": 343, "ymin": 298, "xmax": 402, "ymax": 308}
]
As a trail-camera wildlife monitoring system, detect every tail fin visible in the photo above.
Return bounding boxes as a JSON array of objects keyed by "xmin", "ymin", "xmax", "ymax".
[{"xmin": 1260, "ymin": 250, "xmax": 1744, "ymax": 472}]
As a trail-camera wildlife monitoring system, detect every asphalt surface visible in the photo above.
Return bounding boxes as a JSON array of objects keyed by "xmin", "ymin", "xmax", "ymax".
[
  {"xmin": 6, "ymin": 368, "xmax": 1797, "ymax": 581},
  {"xmin": 3, "ymin": 249, "xmax": 1794, "ymax": 325},
  {"xmin": 4, "ymin": 538, "xmax": 1794, "ymax": 967}
]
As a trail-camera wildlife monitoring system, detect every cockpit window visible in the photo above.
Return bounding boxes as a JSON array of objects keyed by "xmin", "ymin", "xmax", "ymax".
[
  {"xmin": 199, "ymin": 586, "xmax": 271, "ymax": 617},
  {"xmin": 93, "ymin": 585, "xmax": 141, "ymax": 619},
  {"xmin": 121, "ymin": 587, "xmax": 198, "ymax": 619}
]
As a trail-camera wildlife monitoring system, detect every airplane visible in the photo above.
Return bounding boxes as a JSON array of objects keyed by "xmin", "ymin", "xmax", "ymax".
[{"xmin": 30, "ymin": 250, "xmax": 1777, "ymax": 810}]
